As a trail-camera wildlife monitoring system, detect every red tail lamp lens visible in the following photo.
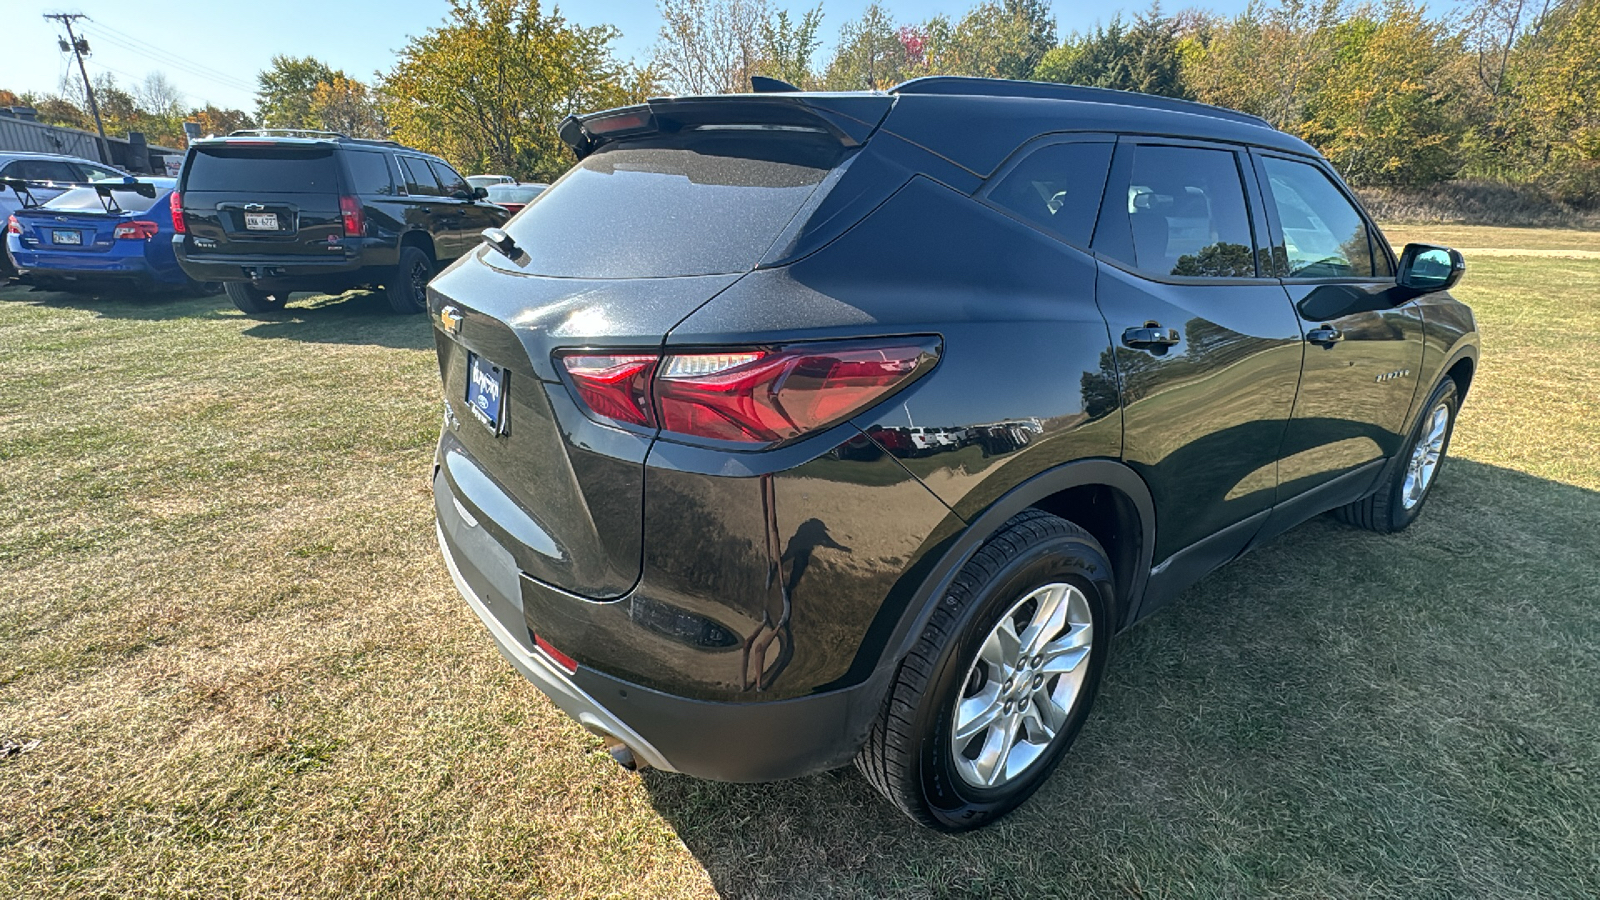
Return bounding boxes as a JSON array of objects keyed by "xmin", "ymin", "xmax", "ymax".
[
  {"xmin": 560, "ymin": 354, "xmax": 658, "ymax": 426},
  {"xmin": 113, "ymin": 220, "xmax": 160, "ymax": 240},
  {"xmin": 339, "ymin": 195, "xmax": 363, "ymax": 237},
  {"xmin": 558, "ymin": 338, "xmax": 940, "ymax": 446},
  {"xmin": 5, "ymin": 215, "xmax": 19, "ymax": 235},
  {"xmin": 533, "ymin": 634, "xmax": 578, "ymax": 674},
  {"xmin": 169, "ymin": 191, "xmax": 185, "ymax": 233}
]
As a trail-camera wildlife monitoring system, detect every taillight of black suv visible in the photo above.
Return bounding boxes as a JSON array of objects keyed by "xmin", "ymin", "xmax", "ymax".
[{"xmin": 427, "ymin": 77, "xmax": 1478, "ymax": 831}]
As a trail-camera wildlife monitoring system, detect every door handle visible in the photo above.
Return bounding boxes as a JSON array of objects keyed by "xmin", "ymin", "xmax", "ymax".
[
  {"xmin": 1306, "ymin": 324, "xmax": 1344, "ymax": 345},
  {"xmin": 1122, "ymin": 325, "xmax": 1181, "ymax": 349}
]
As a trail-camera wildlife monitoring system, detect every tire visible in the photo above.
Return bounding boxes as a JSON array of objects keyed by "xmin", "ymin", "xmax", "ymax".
[
  {"xmin": 224, "ymin": 282, "xmax": 287, "ymax": 315},
  {"xmin": 385, "ymin": 246, "xmax": 433, "ymax": 314},
  {"xmin": 856, "ymin": 509, "xmax": 1115, "ymax": 831},
  {"xmin": 1333, "ymin": 377, "xmax": 1460, "ymax": 533}
]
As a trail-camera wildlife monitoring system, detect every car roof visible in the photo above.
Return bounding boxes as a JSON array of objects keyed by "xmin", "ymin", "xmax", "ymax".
[
  {"xmin": 188, "ymin": 132, "xmax": 443, "ymax": 163},
  {"xmin": 0, "ymin": 151, "xmax": 113, "ymax": 165}
]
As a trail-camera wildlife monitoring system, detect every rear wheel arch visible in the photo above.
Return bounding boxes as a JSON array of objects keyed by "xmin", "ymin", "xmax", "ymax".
[
  {"xmin": 880, "ymin": 460, "xmax": 1155, "ymax": 675},
  {"xmin": 399, "ymin": 229, "xmax": 437, "ymax": 262}
]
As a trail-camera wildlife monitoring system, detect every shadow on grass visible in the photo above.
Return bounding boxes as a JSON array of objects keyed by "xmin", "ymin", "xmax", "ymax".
[
  {"xmin": 236, "ymin": 290, "xmax": 434, "ymax": 350},
  {"xmin": 641, "ymin": 459, "xmax": 1600, "ymax": 898},
  {"xmin": 0, "ymin": 282, "xmax": 234, "ymax": 321}
]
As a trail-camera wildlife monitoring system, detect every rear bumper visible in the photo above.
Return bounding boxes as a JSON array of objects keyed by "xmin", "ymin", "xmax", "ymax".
[
  {"xmin": 434, "ymin": 468, "xmax": 885, "ymax": 782},
  {"xmin": 10, "ymin": 246, "xmax": 180, "ymax": 285},
  {"xmin": 174, "ymin": 238, "xmax": 380, "ymax": 289}
]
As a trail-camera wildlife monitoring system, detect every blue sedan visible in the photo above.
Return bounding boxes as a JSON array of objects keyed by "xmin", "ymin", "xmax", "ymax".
[{"xmin": 5, "ymin": 177, "xmax": 209, "ymax": 293}]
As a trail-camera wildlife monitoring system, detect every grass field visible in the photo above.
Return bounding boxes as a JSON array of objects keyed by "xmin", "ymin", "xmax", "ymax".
[{"xmin": 3, "ymin": 227, "xmax": 1598, "ymax": 898}]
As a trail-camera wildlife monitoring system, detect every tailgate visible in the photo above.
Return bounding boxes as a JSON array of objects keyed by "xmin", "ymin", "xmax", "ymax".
[{"xmin": 181, "ymin": 144, "xmax": 345, "ymax": 255}]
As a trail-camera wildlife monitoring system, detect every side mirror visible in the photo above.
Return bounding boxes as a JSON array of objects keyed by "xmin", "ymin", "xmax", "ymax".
[
  {"xmin": 1397, "ymin": 243, "xmax": 1465, "ymax": 293},
  {"xmin": 473, "ymin": 186, "xmax": 489, "ymax": 200}
]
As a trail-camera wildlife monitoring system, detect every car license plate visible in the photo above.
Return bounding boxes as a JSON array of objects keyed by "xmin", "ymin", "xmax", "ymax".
[
  {"xmin": 465, "ymin": 352, "xmax": 507, "ymax": 433},
  {"xmin": 51, "ymin": 230, "xmax": 82, "ymax": 245},
  {"xmin": 244, "ymin": 212, "xmax": 279, "ymax": 231}
]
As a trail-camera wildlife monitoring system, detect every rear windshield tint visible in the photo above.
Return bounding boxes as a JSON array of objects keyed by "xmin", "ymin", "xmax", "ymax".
[
  {"xmin": 503, "ymin": 134, "xmax": 843, "ymax": 278},
  {"xmin": 44, "ymin": 187, "xmax": 163, "ymax": 213},
  {"xmin": 185, "ymin": 147, "xmax": 340, "ymax": 193}
]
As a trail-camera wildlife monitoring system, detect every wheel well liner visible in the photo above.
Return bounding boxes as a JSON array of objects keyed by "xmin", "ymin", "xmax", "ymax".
[{"xmin": 400, "ymin": 229, "xmax": 436, "ymax": 260}]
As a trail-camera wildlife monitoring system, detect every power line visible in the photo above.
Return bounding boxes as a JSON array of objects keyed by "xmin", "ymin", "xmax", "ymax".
[
  {"xmin": 80, "ymin": 18, "xmax": 259, "ymax": 90},
  {"xmin": 42, "ymin": 13, "xmax": 111, "ymax": 163},
  {"xmin": 75, "ymin": 22, "xmax": 257, "ymax": 96}
]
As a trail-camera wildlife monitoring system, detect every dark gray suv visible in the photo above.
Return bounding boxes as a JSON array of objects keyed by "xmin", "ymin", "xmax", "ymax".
[{"xmin": 427, "ymin": 77, "xmax": 1477, "ymax": 830}]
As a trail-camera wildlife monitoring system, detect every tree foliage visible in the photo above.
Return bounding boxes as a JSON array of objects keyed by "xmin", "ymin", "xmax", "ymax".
[
  {"xmin": 1035, "ymin": 8, "xmax": 1189, "ymax": 97},
  {"xmin": 383, "ymin": 0, "xmax": 645, "ymax": 182},
  {"xmin": 257, "ymin": 56, "xmax": 342, "ymax": 129}
]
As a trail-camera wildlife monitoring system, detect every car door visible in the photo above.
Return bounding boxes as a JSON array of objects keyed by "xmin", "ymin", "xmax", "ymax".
[
  {"xmin": 1250, "ymin": 151, "xmax": 1425, "ymax": 504},
  {"xmin": 428, "ymin": 159, "xmax": 501, "ymax": 249},
  {"xmin": 397, "ymin": 156, "xmax": 461, "ymax": 260},
  {"xmin": 1090, "ymin": 139, "xmax": 1305, "ymax": 586}
]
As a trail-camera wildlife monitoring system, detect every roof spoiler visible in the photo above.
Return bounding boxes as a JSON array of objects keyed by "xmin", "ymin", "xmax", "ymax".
[
  {"xmin": 0, "ymin": 177, "xmax": 40, "ymax": 209},
  {"xmin": 559, "ymin": 93, "xmax": 894, "ymax": 160}
]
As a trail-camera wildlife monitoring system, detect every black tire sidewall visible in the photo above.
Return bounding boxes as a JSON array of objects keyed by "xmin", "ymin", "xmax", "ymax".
[
  {"xmin": 388, "ymin": 247, "xmax": 432, "ymax": 314},
  {"xmin": 1386, "ymin": 379, "xmax": 1460, "ymax": 530},
  {"xmin": 915, "ymin": 534, "xmax": 1114, "ymax": 830},
  {"xmin": 223, "ymin": 281, "xmax": 284, "ymax": 315}
]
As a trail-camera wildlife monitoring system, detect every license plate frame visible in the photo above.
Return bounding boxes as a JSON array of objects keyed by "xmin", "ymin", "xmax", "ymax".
[
  {"xmin": 243, "ymin": 212, "xmax": 279, "ymax": 231},
  {"xmin": 465, "ymin": 352, "xmax": 508, "ymax": 434},
  {"xmin": 51, "ymin": 229, "xmax": 82, "ymax": 245}
]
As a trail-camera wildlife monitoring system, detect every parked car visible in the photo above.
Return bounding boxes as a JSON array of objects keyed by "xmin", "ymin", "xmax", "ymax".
[
  {"xmin": 467, "ymin": 174, "xmax": 515, "ymax": 190},
  {"xmin": 1, "ymin": 151, "xmax": 128, "ymax": 278},
  {"xmin": 5, "ymin": 177, "xmax": 211, "ymax": 294},
  {"xmin": 426, "ymin": 77, "xmax": 1478, "ymax": 831},
  {"xmin": 171, "ymin": 130, "xmax": 509, "ymax": 315},
  {"xmin": 483, "ymin": 182, "xmax": 546, "ymax": 214}
]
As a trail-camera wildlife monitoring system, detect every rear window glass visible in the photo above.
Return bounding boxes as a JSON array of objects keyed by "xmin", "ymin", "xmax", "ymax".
[
  {"xmin": 44, "ymin": 186, "xmax": 163, "ymax": 213},
  {"xmin": 185, "ymin": 147, "xmax": 340, "ymax": 193},
  {"xmin": 399, "ymin": 157, "xmax": 440, "ymax": 196},
  {"xmin": 989, "ymin": 141, "xmax": 1113, "ymax": 247},
  {"xmin": 503, "ymin": 134, "xmax": 843, "ymax": 278},
  {"xmin": 345, "ymin": 150, "xmax": 395, "ymax": 195}
]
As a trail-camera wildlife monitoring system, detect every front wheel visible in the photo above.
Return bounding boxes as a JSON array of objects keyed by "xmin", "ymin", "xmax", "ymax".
[
  {"xmin": 856, "ymin": 509, "xmax": 1114, "ymax": 831},
  {"xmin": 223, "ymin": 282, "xmax": 287, "ymax": 315},
  {"xmin": 1334, "ymin": 377, "xmax": 1460, "ymax": 532}
]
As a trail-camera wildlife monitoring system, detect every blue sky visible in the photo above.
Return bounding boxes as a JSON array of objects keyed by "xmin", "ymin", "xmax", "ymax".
[{"xmin": 11, "ymin": 0, "xmax": 1255, "ymax": 112}]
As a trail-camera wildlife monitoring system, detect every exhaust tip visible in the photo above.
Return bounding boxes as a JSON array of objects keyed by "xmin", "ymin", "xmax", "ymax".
[{"xmin": 592, "ymin": 730, "xmax": 648, "ymax": 772}]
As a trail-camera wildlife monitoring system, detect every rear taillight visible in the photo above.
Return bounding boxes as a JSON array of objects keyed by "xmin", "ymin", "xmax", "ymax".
[
  {"xmin": 5, "ymin": 215, "xmax": 19, "ymax": 235},
  {"xmin": 558, "ymin": 338, "xmax": 940, "ymax": 446},
  {"xmin": 339, "ymin": 195, "xmax": 363, "ymax": 237},
  {"xmin": 169, "ymin": 192, "xmax": 185, "ymax": 234},
  {"xmin": 113, "ymin": 221, "xmax": 160, "ymax": 240}
]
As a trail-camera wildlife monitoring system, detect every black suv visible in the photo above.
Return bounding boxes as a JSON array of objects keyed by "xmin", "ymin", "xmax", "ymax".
[
  {"xmin": 426, "ymin": 78, "xmax": 1478, "ymax": 831},
  {"xmin": 172, "ymin": 131, "xmax": 508, "ymax": 314}
]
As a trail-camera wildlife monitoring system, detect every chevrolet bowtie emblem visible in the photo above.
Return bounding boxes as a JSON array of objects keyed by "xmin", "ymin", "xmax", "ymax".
[{"xmin": 439, "ymin": 305, "xmax": 464, "ymax": 334}]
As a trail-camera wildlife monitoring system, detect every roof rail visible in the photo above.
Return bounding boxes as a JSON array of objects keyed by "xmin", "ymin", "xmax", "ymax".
[
  {"xmin": 889, "ymin": 77, "xmax": 1275, "ymax": 130},
  {"xmin": 224, "ymin": 128, "xmax": 404, "ymax": 147}
]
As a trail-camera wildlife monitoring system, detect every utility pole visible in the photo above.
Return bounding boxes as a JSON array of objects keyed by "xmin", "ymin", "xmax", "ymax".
[{"xmin": 43, "ymin": 13, "xmax": 112, "ymax": 166}]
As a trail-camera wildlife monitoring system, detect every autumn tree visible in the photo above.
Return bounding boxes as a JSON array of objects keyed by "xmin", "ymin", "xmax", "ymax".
[
  {"xmin": 759, "ymin": 6, "xmax": 825, "ymax": 87},
  {"xmin": 1035, "ymin": 6, "xmax": 1189, "ymax": 97},
  {"xmin": 257, "ymin": 55, "xmax": 341, "ymax": 129},
  {"xmin": 923, "ymin": 0, "xmax": 1056, "ymax": 81},
  {"xmin": 1183, "ymin": 0, "xmax": 1345, "ymax": 129},
  {"xmin": 189, "ymin": 105, "xmax": 257, "ymax": 138},
  {"xmin": 309, "ymin": 77, "xmax": 386, "ymax": 138},
  {"xmin": 1513, "ymin": 0, "xmax": 1600, "ymax": 200},
  {"xmin": 384, "ymin": 0, "xmax": 644, "ymax": 182},
  {"xmin": 823, "ymin": 4, "xmax": 920, "ymax": 89}
]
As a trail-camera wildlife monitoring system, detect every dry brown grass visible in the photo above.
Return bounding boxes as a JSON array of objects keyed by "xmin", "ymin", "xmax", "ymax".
[
  {"xmin": 3, "ymin": 231, "xmax": 1598, "ymax": 898},
  {"xmin": 1360, "ymin": 180, "xmax": 1600, "ymax": 230}
]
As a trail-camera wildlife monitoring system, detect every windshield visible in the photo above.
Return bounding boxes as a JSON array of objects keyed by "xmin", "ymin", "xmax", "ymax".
[
  {"xmin": 500, "ymin": 133, "xmax": 845, "ymax": 278},
  {"xmin": 487, "ymin": 184, "xmax": 544, "ymax": 204},
  {"xmin": 185, "ymin": 146, "xmax": 340, "ymax": 193}
]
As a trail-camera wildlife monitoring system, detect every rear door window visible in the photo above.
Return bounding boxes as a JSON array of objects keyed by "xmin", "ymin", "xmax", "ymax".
[
  {"xmin": 185, "ymin": 147, "xmax": 340, "ymax": 193},
  {"xmin": 1098, "ymin": 144, "xmax": 1259, "ymax": 279},
  {"xmin": 72, "ymin": 162, "xmax": 124, "ymax": 182},
  {"xmin": 399, "ymin": 157, "xmax": 441, "ymax": 197},
  {"xmin": 1259, "ymin": 156, "xmax": 1380, "ymax": 278},
  {"xmin": 987, "ymin": 141, "xmax": 1113, "ymax": 248},
  {"xmin": 428, "ymin": 160, "xmax": 470, "ymax": 198},
  {"xmin": 345, "ymin": 150, "xmax": 396, "ymax": 195},
  {"xmin": 6, "ymin": 159, "xmax": 79, "ymax": 182},
  {"xmin": 502, "ymin": 133, "xmax": 843, "ymax": 278}
]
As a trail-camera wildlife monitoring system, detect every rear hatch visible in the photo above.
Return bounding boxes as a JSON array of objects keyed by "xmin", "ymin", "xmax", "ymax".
[
  {"xmin": 428, "ymin": 94, "xmax": 893, "ymax": 599},
  {"xmin": 180, "ymin": 141, "xmax": 345, "ymax": 256}
]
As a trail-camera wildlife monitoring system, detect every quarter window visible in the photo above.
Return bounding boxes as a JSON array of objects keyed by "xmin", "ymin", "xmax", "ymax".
[
  {"xmin": 988, "ymin": 142, "xmax": 1113, "ymax": 248},
  {"xmin": 1260, "ymin": 157, "xmax": 1379, "ymax": 278},
  {"xmin": 1103, "ymin": 145, "xmax": 1258, "ymax": 278}
]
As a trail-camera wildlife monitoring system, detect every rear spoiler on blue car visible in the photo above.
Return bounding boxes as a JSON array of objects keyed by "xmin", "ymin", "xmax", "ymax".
[
  {"xmin": 559, "ymin": 93, "xmax": 895, "ymax": 160},
  {"xmin": 1, "ymin": 177, "xmax": 158, "ymax": 213}
]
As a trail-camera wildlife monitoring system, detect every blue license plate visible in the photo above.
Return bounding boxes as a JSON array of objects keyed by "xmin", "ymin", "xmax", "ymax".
[{"xmin": 465, "ymin": 352, "xmax": 507, "ymax": 433}]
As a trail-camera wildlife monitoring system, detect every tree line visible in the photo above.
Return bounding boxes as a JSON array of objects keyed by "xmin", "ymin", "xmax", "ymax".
[{"xmin": 5, "ymin": 0, "xmax": 1596, "ymax": 203}]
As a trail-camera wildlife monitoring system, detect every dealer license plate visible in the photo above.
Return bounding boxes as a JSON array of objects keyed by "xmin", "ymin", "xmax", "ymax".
[{"xmin": 465, "ymin": 352, "xmax": 508, "ymax": 433}]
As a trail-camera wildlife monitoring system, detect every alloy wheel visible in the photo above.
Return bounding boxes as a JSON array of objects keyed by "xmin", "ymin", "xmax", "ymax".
[{"xmin": 1402, "ymin": 403, "xmax": 1450, "ymax": 510}]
